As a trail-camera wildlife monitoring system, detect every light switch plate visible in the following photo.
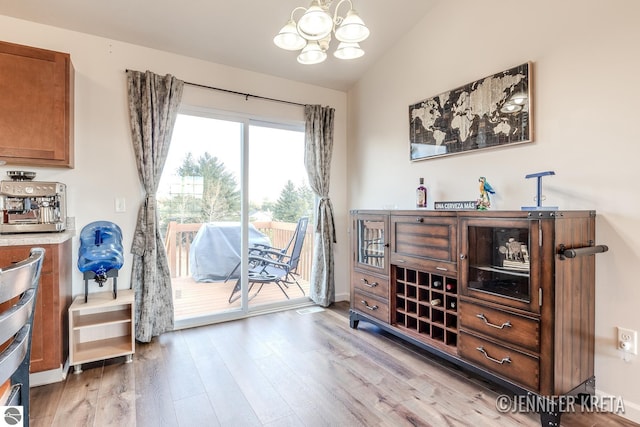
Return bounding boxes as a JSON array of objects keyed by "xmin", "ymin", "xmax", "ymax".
[{"xmin": 115, "ymin": 198, "xmax": 126, "ymax": 212}]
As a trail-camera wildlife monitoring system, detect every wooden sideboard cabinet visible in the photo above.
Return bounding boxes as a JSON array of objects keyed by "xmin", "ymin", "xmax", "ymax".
[
  {"xmin": 0, "ymin": 40, "xmax": 74, "ymax": 168},
  {"xmin": 0, "ymin": 240, "xmax": 72, "ymax": 376},
  {"xmin": 349, "ymin": 210, "xmax": 604, "ymax": 426}
]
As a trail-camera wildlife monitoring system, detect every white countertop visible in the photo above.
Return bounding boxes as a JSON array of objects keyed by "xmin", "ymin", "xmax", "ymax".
[{"xmin": 0, "ymin": 230, "xmax": 75, "ymax": 246}]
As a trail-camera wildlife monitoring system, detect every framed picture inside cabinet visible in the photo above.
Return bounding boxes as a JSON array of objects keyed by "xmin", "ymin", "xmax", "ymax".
[{"xmin": 409, "ymin": 62, "xmax": 533, "ymax": 161}]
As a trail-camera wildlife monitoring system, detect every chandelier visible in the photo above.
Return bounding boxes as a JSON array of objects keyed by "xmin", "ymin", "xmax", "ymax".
[{"xmin": 273, "ymin": 0, "xmax": 370, "ymax": 65}]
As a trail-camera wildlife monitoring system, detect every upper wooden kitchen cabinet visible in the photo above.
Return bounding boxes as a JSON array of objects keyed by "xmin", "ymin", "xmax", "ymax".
[{"xmin": 0, "ymin": 40, "xmax": 74, "ymax": 168}]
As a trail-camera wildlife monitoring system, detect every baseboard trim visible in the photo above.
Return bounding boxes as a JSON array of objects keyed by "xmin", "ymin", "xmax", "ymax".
[
  {"xmin": 597, "ymin": 388, "xmax": 640, "ymax": 424},
  {"xmin": 30, "ymin": 358, "xmax": 69, "ymax": 387},
  {"xmin": 335, "ymin": 291, "xmax": 349, "ymax": 302}
]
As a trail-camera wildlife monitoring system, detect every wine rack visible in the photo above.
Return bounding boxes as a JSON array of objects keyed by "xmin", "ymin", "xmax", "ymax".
[{"xmin": 394, "ymin": 266, "xmax": 458, "ymax": 352}]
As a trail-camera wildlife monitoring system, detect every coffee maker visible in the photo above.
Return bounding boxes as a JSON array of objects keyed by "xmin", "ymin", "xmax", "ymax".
[{"xmin": 0, "ymin": 171, "xmax": 67, "ymax": 233}]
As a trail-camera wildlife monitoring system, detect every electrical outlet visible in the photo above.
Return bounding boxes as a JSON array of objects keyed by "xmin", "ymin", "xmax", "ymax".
[{"xmin": 617, "ymin": 327, "xmax": 638, "ymax": 355}]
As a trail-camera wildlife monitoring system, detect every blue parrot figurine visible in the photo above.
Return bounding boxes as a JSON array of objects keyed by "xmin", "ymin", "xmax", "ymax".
[{"xmin": 477, "ymin": 176, "xmax": 495, "ymax": 210}]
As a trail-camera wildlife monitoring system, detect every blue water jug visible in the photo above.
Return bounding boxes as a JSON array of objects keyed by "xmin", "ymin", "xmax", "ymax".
[{"xmin": 78, "ymin": 221, "xmax": 124, "ymax": 277}]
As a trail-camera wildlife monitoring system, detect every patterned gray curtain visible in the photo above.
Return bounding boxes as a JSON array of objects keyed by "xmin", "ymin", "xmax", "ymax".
[
  {"xmin": 126, "ymin": 70, "xmax": 184, "ymax": 342},
  {"xmin": 304, "ymin": 105, "xmax": 336, "ymax": 307}
]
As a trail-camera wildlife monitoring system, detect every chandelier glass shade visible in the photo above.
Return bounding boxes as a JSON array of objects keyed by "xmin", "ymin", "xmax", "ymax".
[
  {"xmin": 297, "ymin": 41, "xmax": 328, "ymax": 65},
  {"xmin": 334, "ymin": 10, "xmax": 369, "ymax": 42},
  {"xmin": 333, "ymin": 42, "xmax": 364, "ymax": 60},
  {"xmin": 274, "ymin": 0, "xmax": 370, "ymax": 65}
]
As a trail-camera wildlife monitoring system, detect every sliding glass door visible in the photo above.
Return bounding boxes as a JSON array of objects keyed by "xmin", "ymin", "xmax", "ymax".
[
  {"xmin": 158, "ymin": 110, "xmax": 313, "ymax": 328},
  {"xmin": 247, "ymin": 123, "xmax": 314, "ymax": 310}
]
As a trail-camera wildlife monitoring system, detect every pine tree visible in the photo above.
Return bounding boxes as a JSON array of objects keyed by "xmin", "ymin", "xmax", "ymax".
[
  {"xmin": 176, "ymin": 152, "xmax": 241, "ymax": 222},
  {"xmin": 298, "ymin": 184, "xmax": 315, "ymax": 219},
  {"xmin": 273, "ymin": 180, "xmax": 302, "ymax": 222},
  {"xmin": 273, "ymin": 180, "xmax": 315, "ymax": 223}
]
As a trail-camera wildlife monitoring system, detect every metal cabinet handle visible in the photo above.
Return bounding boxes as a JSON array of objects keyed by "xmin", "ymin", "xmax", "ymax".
[
  {"xmin": 436, "ymin": 267, "xmax": 448, "ymax": 271},
  {"xmin": 361, "ymin": 300, "xmax": 378, "ymax": 311},
  {"xmin": 396, "ymin": 259, "xmax": 406, "ymax": 264},
  {"xmin": 361, "ymin": 278, "xmax": 378, "ymax": 288},
  {"xmin": 476, "ymin": 346, "xmax": 511, "ymax": 365},
  {"xmin": 416, "ymin": 217, "xmax": 424, "ymax": 223},
  {"xmin": 476, "ymin": 313, "xmax": 512, "ymax": 329},
  {"xmin": 460, "ymin": 253, "xmax": 467, "ymax": 260}
]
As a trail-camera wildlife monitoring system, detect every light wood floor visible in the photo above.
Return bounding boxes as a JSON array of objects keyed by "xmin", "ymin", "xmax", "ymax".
[
  {"xmin": 172, "ymin": 275, "xmax": 310, "ymax": 321},
  {"xmin": 30, "ymin": 302, "xmax": 637, "ymax": 427}
]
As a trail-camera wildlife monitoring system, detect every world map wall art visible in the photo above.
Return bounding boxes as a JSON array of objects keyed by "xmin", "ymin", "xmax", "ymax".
[{"xmin": 409, "ymin": 62, "xmax": 532, "ymax": 161}]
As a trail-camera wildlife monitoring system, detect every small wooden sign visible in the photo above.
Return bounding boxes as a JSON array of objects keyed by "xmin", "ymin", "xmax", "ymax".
[{"xmin": 434, "ymin": 200, "xmax": 476, "ymax": 210}]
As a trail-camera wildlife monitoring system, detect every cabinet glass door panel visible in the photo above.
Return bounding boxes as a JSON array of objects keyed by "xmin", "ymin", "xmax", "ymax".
[
  {"xmin": 467, "ymin": 225, "xmax": 531, "ymax": 302},
  {"xmin": 354, "ymin": 213, "xmax": 388, "ymax": 274}
]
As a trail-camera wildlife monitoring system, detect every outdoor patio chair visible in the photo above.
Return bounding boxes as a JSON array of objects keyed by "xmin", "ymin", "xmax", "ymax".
[
  {"xmin": 0, "ymin": 247, "xmax": 45, "ymax": 426},
  {"xmin": 362, "ymin": 235, "xmax": 385, "ymax": 267},
  {"xmin": 226, "ymin": 217, "xmax": 309, "ymax": 303}
]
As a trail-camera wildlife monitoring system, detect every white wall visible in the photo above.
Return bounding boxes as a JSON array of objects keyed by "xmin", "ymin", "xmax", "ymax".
[
  {"xmin": 0, "ymin": 16, "xmax": 350, "ymax": 303},
  {"xmin": 348, "ymin": 0, "xmax": 640, "ymax": 421}
]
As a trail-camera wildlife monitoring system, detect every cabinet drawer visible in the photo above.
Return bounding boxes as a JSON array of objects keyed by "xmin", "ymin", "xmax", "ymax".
[
  {"xmin": 459, "ymin": 330, "xmax": 539, "ymax": 392},
  {"xmin": 353, "ymin": 289, "xmax": 389, "ymax": 324},
  {"xmin": 390, "ymin": 256, "xmax": 456, "ymax": 276},
  {"xmin": 459, "ymin": 300, "xmax": 539, "ymax": 353},
  {"xmin": 352, "ymin": 271, "xmax": 389, "ymax": 300},
  {"xmin": 390, "ymin": 214, "xmax": 457, "ymax": 272}
]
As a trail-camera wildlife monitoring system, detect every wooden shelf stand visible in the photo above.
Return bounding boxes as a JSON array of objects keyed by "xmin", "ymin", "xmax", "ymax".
[{"xmin": 68, "ymin": 289, "xmax": 134, "ymax": 373}]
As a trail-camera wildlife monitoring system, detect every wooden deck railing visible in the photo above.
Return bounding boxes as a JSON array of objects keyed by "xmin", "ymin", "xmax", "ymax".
[{"xmin": 163, "ymin": 221, "xmax": 314, "ymax": 280}]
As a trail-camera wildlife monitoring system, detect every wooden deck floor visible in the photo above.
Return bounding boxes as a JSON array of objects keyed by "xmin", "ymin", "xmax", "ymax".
[{"xmin": 172, "ymin": 275, "xmax": 311, "ymax": 320}]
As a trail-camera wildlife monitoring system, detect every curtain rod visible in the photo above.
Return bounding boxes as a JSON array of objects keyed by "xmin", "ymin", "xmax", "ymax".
[
  {"xmin": 184, "ymin": 81, "xmax": 307, "ymax": 107},
  {"xmin": 126, "ymin": 69, "xmax": 306, "ymax": 107}
]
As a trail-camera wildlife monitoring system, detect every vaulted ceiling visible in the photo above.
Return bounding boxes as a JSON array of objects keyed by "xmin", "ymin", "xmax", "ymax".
[{"xmin": 0, "ymin": 0, "xmax": 438, "ymax": 91}]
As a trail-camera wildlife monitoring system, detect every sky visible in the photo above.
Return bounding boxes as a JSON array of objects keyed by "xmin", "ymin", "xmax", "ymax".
[{"xmin": 159, "ymin": 114, "xmax": 309, "ymax": 204}]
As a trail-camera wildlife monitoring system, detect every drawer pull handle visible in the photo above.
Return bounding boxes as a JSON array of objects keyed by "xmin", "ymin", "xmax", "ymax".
[
  {"xmin": 416, "ymin": 217, "xmax": 424, "ymax": 223},
  {"xmin": 476, "ymin": 313, "xmax": 512, "ymax": 330},
  {"xmin": 361, "ymin": 300, "xmax": 378, "ymax": 311},
  {"xmin": 436, "ymin": 267, "xmax": 447, "ymax": 271},
  {"xmin": 476, "ymin": 346, "xmax": 511, "ymax": 365},
  {"xmin": 361, "ymin": 278, "xmax": 378, "ymax": 288},
  {"xmin": 396, "ymin": 259, "xmax": 406, "ymax": 264}
]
